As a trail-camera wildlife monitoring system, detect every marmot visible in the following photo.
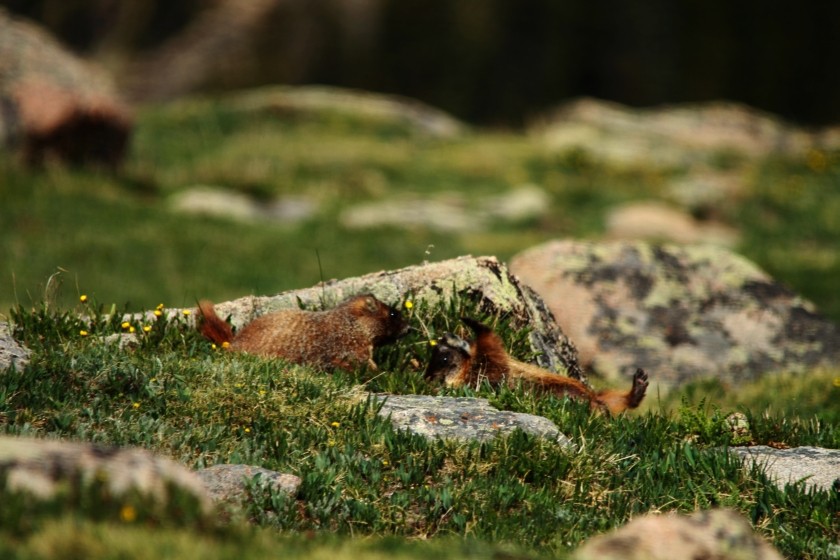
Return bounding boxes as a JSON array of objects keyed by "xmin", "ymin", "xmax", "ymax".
[
  {"xmin": 425, "ymin": 318, "xmax": 648, "ymax": 414},
  {"xmin": 197, "ymin": 294, "xmax": 409, "ymax": 371}
]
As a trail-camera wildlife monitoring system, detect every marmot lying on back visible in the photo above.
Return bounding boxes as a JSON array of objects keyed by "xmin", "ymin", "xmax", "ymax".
[
  {"xmin": 425, "ymin": 318, "xmax": 648, "ymax": 414},
  {"xmin": 197, "ymin": 294, "xmax": 409, "ymax": 371}
]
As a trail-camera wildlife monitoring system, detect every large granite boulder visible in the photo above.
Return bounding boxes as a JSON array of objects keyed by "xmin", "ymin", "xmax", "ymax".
[
  {"xmin": 0, "ymin": 8, "xmax": 131, "ymax": 165},
  {"xmin": 510, "ymin": 240, "xmax": 840, "ymax": 389}
]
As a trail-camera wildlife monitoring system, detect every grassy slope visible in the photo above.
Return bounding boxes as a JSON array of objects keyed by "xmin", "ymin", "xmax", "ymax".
[
  {"xmin": 4, "ymin": 94, "xmax": 837, "ymax": 319},
  {"xmin": 1, "ymin": 94, "xmax": 839, "ymax": 558}
]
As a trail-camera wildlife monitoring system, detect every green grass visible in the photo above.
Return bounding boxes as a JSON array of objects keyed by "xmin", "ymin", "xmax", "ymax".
[
  {"xmin": 4, "ymin": 92, "xmax": 837, "ymax": 320},
  {"xmin": 1, "ymin": 92, "xmax": 839, "ymax": 558},
  {"xmin": 2, "ymin": 301, "xmax": 838, "ymax": 559}
]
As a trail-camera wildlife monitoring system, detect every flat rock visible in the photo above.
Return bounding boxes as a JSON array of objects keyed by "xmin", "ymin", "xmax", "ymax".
[
  {"xmin": 0, "ymin": 321, "xmax": 29, "ymax": 371},
  {"xmin": 510, "ymin": 240, "xmax": 840, "ymax": 388},
  {"xmin": 0, "ymin": 436, "xmax": 212, "ymax": 516},
  {"xmin": 196, "ymin": 464, "xmax": 301, "ymax": 507},
  {"xmin": 340, "ymin": 185, "xmax": 551, "ymax": 232},
  {"xmin": 731, "ymin": 446, "xmax": 840, "ymax": 493},
  {"xmin": 535, "ymin": 97, "xmax": 836, "ymax": 169},
  {"xmin": 605, "ymin": 200, "xmax": 739, "ymax": 247},
  {"xmin": 376, "ymin": 394, "xmax": 572, "ymax": 446},
  {"xmin": 573, "ymin": 508, "xmax": 783, "ymax": 560},
  {"xmin": 168, "ymin": 185, "xmax": 316, "ymax": 225}
]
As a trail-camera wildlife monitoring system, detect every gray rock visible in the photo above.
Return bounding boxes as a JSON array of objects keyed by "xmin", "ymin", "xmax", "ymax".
[
  {"xmin": 605, "ymin": 200, "xmax": 739, "ymax": 247},
  {"xmin": 535, "ymin": 97, "xmax": 836, "ymax": 169},
  {"xmin": 510, "ymin": 240, "xmax": 840, "ymax": 389},
  {"xmin": 170, "ymin": 255, "xmax": 585, "ymax": 382},
  {"xmin": 376, "ymin": 394, "xmax": 572, "ymax": 446},
  {"xmin": 0, "ymin": 436, "xmax": 213, "ymax": 516},
  {"xmin": 228, "ymin": 85, "xmax": 465, "ymax": 139},
  {"xmin": 196, "ymin": 464, "xmax": 300, "ymax": 507},
  {"xmin": 573, "ymin": 508, "xmax": 783, "ymax": 560},
  {"xmin": 0, "ymin": 7, "xmax": 131, "ymax": 165},
  {"xmin": 0, "ymin": 321, "xmax": 29, "ymax": 371},
  {"xmin": 339, "ymin": 185, "xmax": 551, "ymax": 233},
  {"xmin": 168, "ymin": 185, "xmax": 316, "ymax": 225},
  {"xmin": 731, "ymin": 446, "xmax": 840, "ymax": 493}
]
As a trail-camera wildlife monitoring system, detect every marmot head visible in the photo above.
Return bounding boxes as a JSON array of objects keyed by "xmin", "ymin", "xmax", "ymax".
[
  {"xmin": 424, "ymin": 332, "xmax": 472, "ymax": 386},
  {"xmin": 346, "ymin": 294, "xmax": 410, "ymax": 344}
]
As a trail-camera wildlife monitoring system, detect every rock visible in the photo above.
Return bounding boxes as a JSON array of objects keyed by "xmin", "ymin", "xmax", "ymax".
[
  {"xmin": 340, "ymin": 193, "xmax": 482, "ymax": 232},
  {"xmin": 666, "ymin": 168, "xmax": 747, "ymax": 212},
  {"xmin": 510, "ymin": 240, "xmax": 840, "ymax": 388},
  {"xmin": 171, "ymin": 255, "xmax": 584, "ymax": 382},
  {"xmin": 101, "ymin": 332, "xmax": 140, "ymax": 350},
  {"xmin": 0, "ymin": 436, "xmax": 213, "ymax": 518},
  {"xmin": 376, "ymin": 394, "xmax": 572, "ymax": 446},
  {"xmin": 573, "ymin": 508, "xmax": 783, "ymax": 560},
  {"xmin": 604, "ymin": 200, "xmax": 739, "ymax": 246},
  {"xmin": 725, "ymin": 412, "xmax": 753, "ymax": 446},
  {"xmin": 0, "ymin": 321, "xmax": 29, "ymax": 371},
  {"xmin": 196, "ymin": 464, "xmax": 301, "ymax": 508},
  {"xmin": 0, "ymin": 8, "xmax": 131, "ymax": 166},
  {"xmin": 339, "ymin": 185, "xmax": 551, "ymax": 233},
  {"xmin": 169, "ymin": 186, "xmax": 316, "ymax": 225},
  {"xmin": 731, "ymin": 446, "xmax": 840, "ymax": 493},
  {"xmin": 535, "ymin": 97, "xmax": 835, "ymax": 169},
  {"xmin": 229, "ymin": 86, "xmax": 465, "ymax": 139}
]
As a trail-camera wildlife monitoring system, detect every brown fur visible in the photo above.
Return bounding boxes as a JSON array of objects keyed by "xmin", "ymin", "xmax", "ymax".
[
  {"xmin": 197, "ymin": 294, "xmax": 409, "ymax": 371},
  {"xmin": 425, "ymin": 318, "xmax": 648, "ymax": 414}
]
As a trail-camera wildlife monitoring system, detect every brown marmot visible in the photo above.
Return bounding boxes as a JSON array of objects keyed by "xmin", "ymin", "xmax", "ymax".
[
  {"xmin": 197, "ymin": 294, "xmax": 409, "ymax": 371},
  {"xmin": 425, "ymin": 318, "xmax": 648, "ymax": 414}
]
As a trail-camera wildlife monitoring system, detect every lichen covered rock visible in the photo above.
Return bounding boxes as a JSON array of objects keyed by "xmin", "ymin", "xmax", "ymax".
[
  {"xmin": 511, "ymin": 240, "xmax": 840, "ymax": 388},
  {"xmin": 376, "ymin": 394, "xmax": 572, "ymax": 445}
]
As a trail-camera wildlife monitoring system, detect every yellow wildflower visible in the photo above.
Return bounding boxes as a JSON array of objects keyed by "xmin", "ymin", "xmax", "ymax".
[
  {"xmin": 79, "ymin": 294, "xmax": 88, "ymax": 303},
  {"xmin": 143, "ymin": 325, "xmax": 152, "ymax": 333},
  {"xmin": 331, "ymin": 421, "xmax": 340, "ymax": 428},
  {"xmin": 404, "ymin": 300, "xmax": 414, "ymax": 310},
  {"xmin": 154, "ymin": 309, "xmax": 163, "ymax": 317},
  {"xmin": 121, "ymin": 321, "xmax": 131, "ymax": 330},
  {"xmin": 182, "ymin": 309, "xmax": 191, "ymax": 316},
  {"xmin": 221, "ymin": 341, "xmax": 230, "ymax": 349},
  {"xmin": 429, "ymin": 339, "xmax": 437, "ymax": 346},
  {"xmin": 132, "ymin": 402, "xmax": 140, "ymax": 409},
  {"xmin": 156, "ymin": 303, "xmax": 165, "ymax": 310},
  {"xmin": 120, "ymin": 505, "xmax": 136, "ymax": 522},
  {"xmin": 79, "ymin": 330, "xmax": 89, "ymax": 337}
]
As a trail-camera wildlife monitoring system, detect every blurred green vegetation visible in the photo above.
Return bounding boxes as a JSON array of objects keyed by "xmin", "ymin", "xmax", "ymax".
[
  {"xmin": 2, "ymin": 94, "xmax": 839, "ymax": 324},
  {"xmin": 2, "ymin": 300, "xmax": 837, "ymax": 559}
]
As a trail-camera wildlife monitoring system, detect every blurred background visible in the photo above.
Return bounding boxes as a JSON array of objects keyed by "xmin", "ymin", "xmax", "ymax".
[
  {"xmin": 1, "ymin": 0, "xmax": 838, "ymax": 321},
  {"xmin": 2, "ymin": 0, "xmax": 839, "ymax": 126}
]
